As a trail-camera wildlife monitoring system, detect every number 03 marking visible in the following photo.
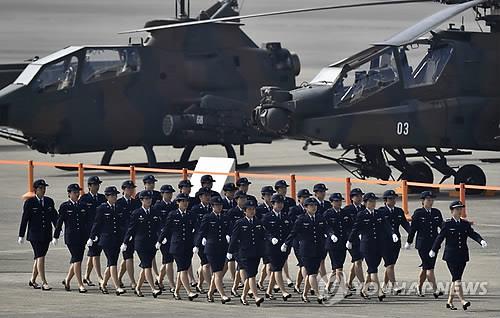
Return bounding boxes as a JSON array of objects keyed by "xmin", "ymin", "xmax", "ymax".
[{"xmin": 396, "ymin": 122, "xmax": 409, "ymax": 135}]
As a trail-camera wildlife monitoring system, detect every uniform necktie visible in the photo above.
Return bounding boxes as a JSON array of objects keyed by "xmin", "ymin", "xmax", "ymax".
[
  {"xmin": 146, "ymin": 209, "xmax": 149, "ymax": 215},
  {"xmin": 311, "ymin": 215, "xmax": 315, "ymax": 223},
  {"xmin": 250, "ymin": 218, "xmax": 253, "ymax": 225},
  {"xmin": 39, "ymin": 198, "xmax": 44, "ymax": 207}
]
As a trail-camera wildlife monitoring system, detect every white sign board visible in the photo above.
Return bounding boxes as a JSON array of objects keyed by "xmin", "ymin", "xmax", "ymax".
[{"xmin": 190, "ymin": 157, "xmax": 235, "ymax": 197}]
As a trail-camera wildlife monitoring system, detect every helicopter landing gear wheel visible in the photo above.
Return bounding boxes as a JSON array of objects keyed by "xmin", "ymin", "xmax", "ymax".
[
  {"xmin": 400, "ymin": 162, "xmax": 434, "ymax": 193},
  {"xmin": 454, "ymin": 164, "xmax": 486, "ymax": 195},
  {"xmin": 180, "ymin": 144, "xmax": 238, "ymax": 166},
  {"xmin": 101, "ymin": 150, "xmax": 114, "ymax": 166},
  {"xmin": 328, "ymin": 141, "xmax": 339, "ymax": 149}
]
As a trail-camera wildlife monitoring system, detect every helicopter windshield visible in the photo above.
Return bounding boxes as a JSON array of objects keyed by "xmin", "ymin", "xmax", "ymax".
[
  {"xmin": 332, "ymin": 48, "xmax": 399, "ymax": 107},
  {"xmin": 82, "ymin": 48, "xmax": 141, "ymax": 83},
  {"xmin": 34, "ymin": 55, "xmax": 79, "ymax": 93}
]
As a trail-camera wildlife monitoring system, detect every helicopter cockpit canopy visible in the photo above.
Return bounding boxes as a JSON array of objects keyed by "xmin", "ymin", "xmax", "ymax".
[
  {"xmin": 13, "ymin": 46, "xmax": 141, "ymax": 92},
  {"xmin": 310, "ymin": 39, "xmax": 453, "ymax": 107}
]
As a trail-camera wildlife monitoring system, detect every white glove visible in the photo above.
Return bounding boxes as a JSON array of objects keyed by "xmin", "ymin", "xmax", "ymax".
[
  {"xmin": 161, "ymin": 238, "xmax": 167, "ymax": 245},
  {"xmin": 92, "ymin": 236, "xmax": 98, "ymax": 242},
  {"xmin": 346, "ymin": 241, "xmax": 352, "ymax": 250},
  {"xmin": 120, "ymin": 243, "xmax": 127, "ymax": 252},
  {"xmin": 280, "ymin": 243, "xmax": 287, "ymax": 253},
  {"xmin": 226, "ymin": 253, "xmax": 233, "ymax": 260},
  {"xmin": 155, "ymin": 242, "xmax": 161, "ymax": 250},
  {"xmin": 201, "ymin": 238, "xmax": 207, "ymax": 246},
  {"xmin": 225, "ymin": 235, "xmax": 230, "ymax": 243},
  {"xmin": 86, "ymin": 238, "xmax": 93, "ymax": 247},
  {"xmin": 481, "ymin": 240, "xmax": 487, "ymax": 248},
  {"xmin": 271, "ymin": 238, "xmax": 279, "ymax": 245},
  {"xmin": 18, "ymin": 237, "xmax": 24, "ymax": 244},
  {"xmin": 331, "ymin": 234, "xmax": 338, "ymax": 243},
  {"xmin": 392, "ymin": 234, "xmax": 399, "ymax": 243},
  {"xmin": 193, "ymin": 246, "xmax": 199, "ymax": 254},
  {"xmin": 429, "ymin": 250, "xmax": 436, "ymax": 258},
  {"xmin": 51, "ymin": 238, "xmax": 58, "ymax": 246},
  {"xmin": 403, "ymin": 242, "xmax": 411, "ymax": 250}
]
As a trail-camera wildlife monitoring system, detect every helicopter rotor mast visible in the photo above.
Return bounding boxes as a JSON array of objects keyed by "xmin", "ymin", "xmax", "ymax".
[{"xmin": 176, "ymin": 0, "xmax": 190, "ymax": 19}]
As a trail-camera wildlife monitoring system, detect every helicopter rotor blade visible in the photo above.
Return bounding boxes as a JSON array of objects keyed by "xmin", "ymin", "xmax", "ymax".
[
  {"xmin": 375, "ymin": 0, "xmax": 488, "ymax": 46},
  {"xmin": 119, "ymin": 0, "xmax": 435, "ymax": 34}
]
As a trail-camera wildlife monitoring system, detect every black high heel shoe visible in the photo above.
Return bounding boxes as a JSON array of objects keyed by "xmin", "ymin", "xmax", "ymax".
[
  {"xmin": 378, "ymin": 294, "xmax": 386, "ymax": 302},
  {"xmin": 62, "ymin": 280, "xmax": 71, "ymax": 292},
  {"xmin": 41, "ymin": 284, "xmax": 52, "ymax": 291},
  {"xmin": 173, "ymin": 292, "xmax": 181, "ymax": 300},
  {"xmin": 240, "ymin": 297, "xmax": 249, "ymax": 306},
  {"xmin": 257, "ymin": 282, "xmax": 265, "ymax": 291},
  {"xmin": 78, "ymin": 287, "xmax": 88, "ymax": 293},
  {"xmin": 282, "ymin": 293, "xmax": 292, "ymax": 301},
  {"xmin": 29, "ymin": 280, "xmax": 41, "ymax": 289},
  {"xmin": 231, "ymin": 288, "xmax": 240, "ymax": 297},
  {"xmin": 433, "ymin": 290, "xmax": 444, "ymax": 299},
  {"xmin": 83, "ymin": 278, "xmax": 95, "ymax": 287},
  {"xmin": 462, "ymin": 301, "xmax": 471, "ymax": 310},
  {"xmin": 188, "ymin": 293, "xmax": 199, "ymax": 301},
  {"xmin": 221, "ymin": 297, "xmax": 231, "ymax": 304},
  {"xmin": 293, "ymin": 286, "xmax": 301, "ymax": 294},
  {"xmin": 152, "ymin": 289, "xmax": 162, "ymax": 298},
  {"xmin": 265, "ymin": 292, "xmax": 275, "ymax": 300},
  {"xmin": 207, "ymin": 294, "xmax": 215, "ymax": 302},
  {"xmin": 134, "ymin": 289, "xmax": 144, "ymax": 297},
  {"xmin": 115, "ymin": 288, "xmax": 126, "ymax": 296},
  {"xmin": 255, "ymin": 297, "xmax": 264, "ymax": 307},
  {"xmin": 317, "ymin": 296, "xmax": 327, "ymax": 304},
  {"xmin": 301, "ymin": 295, "xmax": 310, "ymax": 303},
  {"xmin": 446, "ymin": 303, "xmax": 457, "ymax": 310},
  {"xmin": 360, "ymin": 291, "xmax": 370, "ymax": 299},
  {"xmin": 101, "ymin": 286, "xmax": 109, "ymax": 294}
]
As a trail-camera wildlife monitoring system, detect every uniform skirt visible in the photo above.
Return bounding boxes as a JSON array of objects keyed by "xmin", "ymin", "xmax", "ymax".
[
  {"xmin": 174, "ymin": 252, "xmax": 192, "ymax": 272},
  {"xmin": 30, "ymin": 241, "xmax": 50, "ymax": 259},
  {"xmin": 239, "ymin": 257, "xmax": 260, "ymax": 278},
  {"xmin": 293, "ymin": 247, "xmax": 304, "ymax": 267},
  {"xmin": 87, "ymin": 244, "xmax": 102, "ymax": 257},
  {"xmin": 348, "ymin": 241, "xmax": 363, "ymax": 263},
  {"xmin": 418, "ymin": 248, "xmax": 437, "ymax": 270},
  {"xmin": 68, "ymin": 244, "xmax": 86, "ymax": 263},
  {"xmin": 303, "ymin": 256, "xmax": 322, "ymax": 275},
  {"xmin": 447, "ymin": 262, "xmax": 467, "ymax": 282},
  {"xmin": 160, "ymin": 244, "xmax": 174, "ymax": 264},
  {"xmin": 328, "ymin": 242, "xmax": 347, "ymax": 270},
  {"xmin": 102, "ymin": 245, "xmax": 120, "ymax": 267},
  {"xmin": 382, "ymin": 240, "xmax": 401, "ymax": 267},
  {"xmin": 136, "ymin": 247, "xmax": 156, "ymax": 269},
  {"xmin": 362, "ymin": 249, "xmax": 383, "ymax": 274},
  {"xmin": 122, "ymin": 241, "xmax": 135, "ymax": 260},
  {"xmin": 270, "ymin": 252, "xmax": 289, "ymax": 272},
  {"xmin": 207, "ymin": 253, "xmax": 226, "ymax": 273},
  {"xmin": 198, "ymin": 246, "xmax": 209, "ymax": 266}
]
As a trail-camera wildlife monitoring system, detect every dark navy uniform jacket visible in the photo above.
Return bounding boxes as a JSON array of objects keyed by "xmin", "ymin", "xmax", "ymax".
[
  {"xmin": 89, "ymin": 203, "xmax": 125, "ymax": 248},
  {"xmin": 432, "ymin": 218, "xmax": 483, "ymax": 263},
  {"xmin": 262, "ymin": 211, "xmax": 293, "ymax": 255},
  {"xmin": 19, "ymin": 196, "xmax": 58, "ymax": 242},
  {"xmin": 379, "ymin": 205, "xmax": 410, "ymax": 239},
  {"xmin": 158, "ymin": 209, "xmax": 198, "ymax": 255},
  {"xmin": 343, "ymin": 204, "xmax": 365, "ymax": 243},
  {"xmin": 117, "ymin": 196, "xmax": 141, "ymax": 232},
  {"xmin": 256, "ymin": 202, "xmax": 272, "ymax": 221},
  {"xmin": 123, "ymin": 207, "xmax": 162, "ymax": 248},
  {"xmin": 228, "ymin": 217, "xmax": 266, "ymax": 258},
  {"xmin": 407, "ymin": 207, "xmax": 443, "ymax": 250},
  {"xmin": 323, "ymin": 207, "xmax": 351, "ymax": 248},
  {"xmin": 348, "ymin": 208, "xmax": 394, "ymax": 248},
  {"xmin": 196, "ymin": 212, "xmax": 231, "ymax": 255},
  {"xmin": 54, "ymin": 200, "xmax": 88, "ymax": 246},
  {"xmin": 191, "ymin": 203, "xmax": 213, "ymax": 226},
  {"xmin": 285, "ymin": 213, "xmax": 332, "ymax": 258},
  {"xmin": 153, "ymin": 200, "xmax": 177, "ymax": 225},
  {"xmin": 221, "ymin": 196, "xmax": 236, "ymax": 213},
  {"xmin": 288, "ymin": 204, "xmax": 306, "ymax": 223},
  {"xmin": 282, "ymin": 196, "xmax": 296, "ymax": 214},
  {"xmin": 314, "ymin": 198, "xmax": 332, "ymax": 216},
  {"xmin": 226, "ymin": 206, "xmax": 245, "ymax": 231},
  {"xmin": 79, "ymin": 192, "xmax": 106, "ymax": 235},
  {"xmin": 149, "ymin": 190, "xmax": 162, "ymax": 205}
]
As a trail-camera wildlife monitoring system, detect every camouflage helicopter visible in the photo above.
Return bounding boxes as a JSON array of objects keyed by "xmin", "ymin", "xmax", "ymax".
[
  {"xmin": 0, "ymin": 0, "xmax": 301, "ymax": 168},
  {"xmin": 249, "ymin": 0, "xmax": 500, "ymax": 189}
]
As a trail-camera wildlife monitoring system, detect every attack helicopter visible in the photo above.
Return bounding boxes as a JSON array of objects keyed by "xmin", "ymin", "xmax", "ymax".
[
  {"xmin": 249, "ymin": 0, "xmax": 500, "ymax": 188},
  {"xmin": 0, "ymin": 0, "xmax": 301, "ymax": 168}
]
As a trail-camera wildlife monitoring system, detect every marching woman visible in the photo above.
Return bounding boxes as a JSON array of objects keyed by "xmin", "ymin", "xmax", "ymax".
[
  {"xmin": 116, "ymin": 180, "xmax": 140, "ymax": 290},
  {"xmin": 53, "ymin": 184, "xmax": 88, "ymax": 293},
  {"xmin": 379, "ymin": 190, "xmax": 410, "ymax": 294},
  {"xmin": 121, "ymin": 190, "xmax": 162, "ymax": 298},
  {"xmin": 429, "ymin": 200, "xmax": 487, "ymax": 311},
  {"xmin": 18, "ymin": 179, "xmax": 58, "ymax": 291},
  {"xmin": 405, "ymin": 191, "xmax": 444, "ymax": 298},
  {"xmin": 87, "ymin": 186, "xmax": 126, "ymax": 295},
  {"xmin": 156, "ymin": 193, "xmax": 199, "ymax": 301},
  {"xmin": 153, "ymin": 184, "xmax": 177, "ymax": 292},
  {"xmin": 323, "ymin": 193, "xmax": 352, "ymax": 297},
  {"xmin": 195, "ymin": 196, "xmax": 232, "ymax": 304},
  {"xmin": 262, "ymin": 194, "xmax": 293, "ymax": 301},
  {"xmin": 283, "ymin": 197, "xmax": 332, "ymax": 304},
  {"xmin": 227, "ymin": 200, "xmax": 265, "ymax": 306},
  {"xmin": 346, "ymin": 193, "xmax": 398, "ymax": 301}
]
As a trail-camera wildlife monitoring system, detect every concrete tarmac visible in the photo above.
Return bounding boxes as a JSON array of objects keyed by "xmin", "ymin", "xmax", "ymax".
[{"xmin": 0, "ymin": 1, "xmax": 498, "ymax": 317}]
